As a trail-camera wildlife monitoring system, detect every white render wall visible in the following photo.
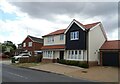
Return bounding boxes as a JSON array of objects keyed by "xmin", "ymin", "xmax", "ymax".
[
  {"xmin": 44, "ymin": 34, "xmax": 65, "ymax": 46},
  {"xmin": 88, "ymin": 24, "xmax": 106, "ymax": 62},
  {"xmin": 83, "ymin": 50, "xmax": 87, "ymax": 61}
]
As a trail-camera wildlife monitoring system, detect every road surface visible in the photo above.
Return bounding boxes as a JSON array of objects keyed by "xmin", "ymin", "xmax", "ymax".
[{"xmin": 2, "ymin": 64, "xmax": 91, "ymax": 82}]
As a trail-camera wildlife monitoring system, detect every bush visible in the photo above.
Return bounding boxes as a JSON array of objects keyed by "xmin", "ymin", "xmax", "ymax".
[
  {"xmin": 11, "ymin": 57, "xmax": 15, "ymax": 63},
  {"xmin": 78, "ymin": 62, "xmax": 89, "ymax": 68},
  {"xmin": 19, "ymin": 55, "xmax": 43, "ymax": 63},
  {"xmin": 57, "ymin": 59, "xmax": 89, "ymax": 68},
  {"xmin": 35, "ymin": 55, "xmax": 43, "ymax": 63}
]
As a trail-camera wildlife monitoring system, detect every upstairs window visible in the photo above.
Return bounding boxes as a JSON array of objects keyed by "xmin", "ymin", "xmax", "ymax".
[
  {"xmin": 23, "ymin": 43, "xmax": 26, "ymax": 47},
  {"xmin": 48, "ymin": 36, "xmax": 54, "ymax": 43},
  {"xmin": 60, "ymin": 34, "xmax": 64, "ymax": 40},
  {"xmin": 70, "ymin": 31, "xmax": 79, "ymax": 40},
  {"xmin": 28, "ymin": 42, "xmax": 32, "ymax": 47}
]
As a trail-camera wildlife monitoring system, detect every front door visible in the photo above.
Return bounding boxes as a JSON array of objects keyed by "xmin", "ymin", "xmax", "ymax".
[{"xmin": 59, "ymin": 51, "xmax": 64, "ymax": 60}]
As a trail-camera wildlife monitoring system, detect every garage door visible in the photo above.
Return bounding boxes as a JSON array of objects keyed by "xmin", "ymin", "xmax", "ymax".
[{"xmin": 102, "ymin": 52, "xmax": 119, "ymax": 67}]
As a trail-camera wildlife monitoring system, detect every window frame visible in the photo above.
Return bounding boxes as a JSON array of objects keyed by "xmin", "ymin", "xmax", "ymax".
[
  {"xmin": 60, "ymin": 34, "xmax": 64, "ymax": 40},
  {"xmin": 68, "ymin": 50, "xmax": 82, "ymax": 60},
  {"xmin": 70, "ymin": 31, "xmax": 79, "ymax": 40},
  {"xmin": 28, "ymin": 42, "xmax": 32, "ymax": 47},
  {"xmin": 48, "ymin": 36, "xmax": 54, "ymax": 43},
  {"xmin": 23, "ymin": 43, "xmax": 26, "ymax": 47}
]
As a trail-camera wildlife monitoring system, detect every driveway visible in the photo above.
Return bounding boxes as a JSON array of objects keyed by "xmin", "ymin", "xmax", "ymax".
[{"xmin": 30, "ymin": 63, "xmax": 119, "ymax": 82}]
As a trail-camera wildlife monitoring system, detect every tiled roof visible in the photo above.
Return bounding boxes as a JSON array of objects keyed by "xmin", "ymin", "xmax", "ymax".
[
  {"xmin": 41, "ymin": 45, "xmax": 65, "ymax": 50},
  {"xmin": 100, "ymin": 40, "xmax": 120, "ymax": 50},
  {"xmin": 83, "ymin": 22, "xmax": 100, "ymax": 29},
  {"xmin": 74, "ymin": 19, "xmax": 100, "ymax": 29},
  {"xmin": 43, "ymin": 19, "xmax": 100, "ymax": 37},
  {"xmin": 43, "ymin": 29, "xmax": 66, "ymax": 37},
  {"xmin": 28, "ymin": 35, "xmax": 43, "ymax": 43}
]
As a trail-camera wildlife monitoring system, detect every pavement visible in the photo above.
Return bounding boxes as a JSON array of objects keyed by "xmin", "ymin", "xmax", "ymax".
[{"xmin": 30, "ymin": 63, "xmax": 119, "ymax": 82}]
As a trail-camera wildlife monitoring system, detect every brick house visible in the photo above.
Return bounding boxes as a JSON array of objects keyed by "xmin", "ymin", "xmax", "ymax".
[
  {"xmin": 22, "ymin": 35, "xmax": 43, "ymax": 56},
  {"xmin": 41, "ymin": 19, "xmax": 107, "ymax": 66}
]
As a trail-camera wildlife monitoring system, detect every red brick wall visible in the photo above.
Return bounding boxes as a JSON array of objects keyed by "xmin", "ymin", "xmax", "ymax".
[
  {"xmin": 42, "ymin": 59, "xmax": 57, "ymax": 63},
  {"xmin": 34, "ymin": 42, "xmax": 43, "ymax": 50}
]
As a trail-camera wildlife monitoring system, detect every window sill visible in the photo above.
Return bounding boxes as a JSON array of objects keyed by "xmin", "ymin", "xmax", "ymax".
[{"xmin": 70, "ymin": 39, "xmax": 79, "ymax": 40}]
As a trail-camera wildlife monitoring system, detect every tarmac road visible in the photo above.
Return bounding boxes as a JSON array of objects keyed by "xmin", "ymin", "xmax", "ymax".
[{"xmin": 2, "ymin": 64, "xmax": 91, "ymax": 82}]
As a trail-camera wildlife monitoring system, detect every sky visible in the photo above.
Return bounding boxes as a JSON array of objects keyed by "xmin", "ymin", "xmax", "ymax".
[{"xmin": 0, "ymin": 0, "xmax": 119, "ymax": 46}]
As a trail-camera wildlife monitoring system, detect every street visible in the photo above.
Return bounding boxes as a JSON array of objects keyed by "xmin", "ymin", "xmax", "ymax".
[{"xmin": 2, "ymin": 64, "xmax": 90, "ymax": 82}]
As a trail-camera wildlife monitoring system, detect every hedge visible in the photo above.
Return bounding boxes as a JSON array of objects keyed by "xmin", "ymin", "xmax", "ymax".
[
  {"xmin": 19, "ymin": 55, "xmax": 43, "ymax": 63},
  {"xmin": 11, "ymin": 55, "xmax": 43, "ymax": 63},
  {"xmin": 57, "ymin": 59, "xmax": 89, "ymax": 68}
]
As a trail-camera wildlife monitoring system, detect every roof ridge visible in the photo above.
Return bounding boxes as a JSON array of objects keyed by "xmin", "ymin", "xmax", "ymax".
[
  {"xmin": 28, "ymin": 35, "xmax": 43, "ymax": 39},
  {"xmin": 83, "ymin": 22, "xmax": 101, "ymax": 26}
]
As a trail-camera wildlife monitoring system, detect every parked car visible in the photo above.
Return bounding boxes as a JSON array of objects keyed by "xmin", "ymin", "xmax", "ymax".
[{"xmin": 13, "ymin": 53, "xmax": 31, "ymax": 61}]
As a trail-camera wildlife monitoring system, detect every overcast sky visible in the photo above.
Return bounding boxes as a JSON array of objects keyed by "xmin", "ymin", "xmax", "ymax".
[{"xmin": 0, "ymin": 0, "xmax": 119, "ymax": 45}]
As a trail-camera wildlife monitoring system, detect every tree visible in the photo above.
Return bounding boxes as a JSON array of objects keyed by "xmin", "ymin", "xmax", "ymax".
[{"xmin": 1, "ymin": 41, "xmax": 17, "ymax": 57}]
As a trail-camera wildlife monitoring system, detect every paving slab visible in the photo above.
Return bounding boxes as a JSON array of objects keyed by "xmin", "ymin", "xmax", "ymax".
[{"xmin": 30, "ymin": 63, "xmax": 119, "ymax": 82}]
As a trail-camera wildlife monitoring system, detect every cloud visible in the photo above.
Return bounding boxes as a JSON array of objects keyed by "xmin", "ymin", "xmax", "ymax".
[
  {"xmin": 10, "ymin": 2, "xmax": 117, "ymax": 19},
  {"xmin": 10, "ymin": 2, "xmax": 118, "ymax": 32},
  {"xmin": 0, "ymin": 1, "xmax": 119, "ymax": 46}
]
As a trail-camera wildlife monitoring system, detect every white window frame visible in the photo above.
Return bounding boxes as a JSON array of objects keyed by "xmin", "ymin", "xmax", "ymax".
[
  {"xmin": 28, "ymin": 42, "xmax": 32, "ymax": 47},
  {"xmin": 67, "ymin": 50, "xmax": 83, "ymax": 60},
  {"xmin": 48, "ymin": 36, "xmax": 54, "ymax": 43},
  {"xmin": 44, "ymin": 51, "xmax": 53, "ymax": 59},
  {"xmin": 60, "ymin": 34, "xmax": 64, "ymax": 40},
  {"xmin": 23, "ymin": 43, "xmax": 26, "ymax": 47},
  {"xmin": 70, "ymin": 31, "xmax": 79, "ymax": 40}
]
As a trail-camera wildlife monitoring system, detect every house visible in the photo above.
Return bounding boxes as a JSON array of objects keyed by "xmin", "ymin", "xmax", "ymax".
[
  {"xmin": 22, "ymin": 35, "xmax": 43, "ymax": 56},
  {"xmin": 100, "ymin": 40, "xmax": 120, "ymax": 67},
  {"xmin": 41, "ymin": 19, "xmax": 107, "ymax": 66}
]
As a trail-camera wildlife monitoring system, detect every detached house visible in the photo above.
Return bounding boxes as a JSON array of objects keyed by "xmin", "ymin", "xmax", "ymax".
[
  {"xmin": 22, "ymin": 35, "xmax": 43, "ymax": 56},
  {"xmin": 41, "ymin": 19, "xmax": 107, "ymax": 66}
]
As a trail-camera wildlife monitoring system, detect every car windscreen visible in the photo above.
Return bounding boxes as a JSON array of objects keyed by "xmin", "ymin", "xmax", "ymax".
[{"xmin": 22, "ymin": 54, "xmax": 30, "ymax": 56}]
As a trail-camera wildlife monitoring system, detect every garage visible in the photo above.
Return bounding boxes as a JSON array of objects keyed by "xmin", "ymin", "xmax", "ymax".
[
  {"xmin": 100, "ymin": 40, "xmax": 120, "ymax": 67},
  {"xmin": 102, "ymin": 52, "xmax": 119, "ymax": 66}
]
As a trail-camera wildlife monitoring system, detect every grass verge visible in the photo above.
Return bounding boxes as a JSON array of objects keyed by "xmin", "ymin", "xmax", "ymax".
[{"xmin": 11, "ymin": 62, "xmax": 48, "ymax": 68}]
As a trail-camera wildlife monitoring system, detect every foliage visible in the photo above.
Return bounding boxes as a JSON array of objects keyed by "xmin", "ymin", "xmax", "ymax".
[
  {"xmin": 11, "ymin": 57, "xmax": 16, "ymax": 63},
  {"xmin": 0, "ymin": 41, "xmax": 17, "ymax": 58},
  {"xmin": 1, "ymin": 41, "xmax": 17, "ymax": 52},
  {"xmin": 57, "ymin": 59, "xmax": 89, "ymax": 68}
]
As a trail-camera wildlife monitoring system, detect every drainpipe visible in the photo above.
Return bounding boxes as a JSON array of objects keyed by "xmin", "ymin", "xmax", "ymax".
[{"xmin": 86, "ymin": 29, "xmax": 89, "ymax": 67}]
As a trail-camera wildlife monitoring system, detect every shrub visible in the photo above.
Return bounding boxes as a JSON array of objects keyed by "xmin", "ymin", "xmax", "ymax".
[
  {"xmin": 78, "ymin": 62, "xmax": 89, "ymax": 68},
  {"xmin": 35, "ymin": 55, "xmax": 43, "ymax": 63},
  {"xmin": 57, "ymin": 59, "xmax": 89, "ymax": 68},
  {"xmin": 11, "ymin": 57, "xmax": 15, "ymax": 63}
]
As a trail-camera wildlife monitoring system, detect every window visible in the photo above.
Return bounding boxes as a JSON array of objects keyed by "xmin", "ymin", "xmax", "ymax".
[
  {"xmin": 70, "ymin": 31, "xmax": 79, "ymax": 40},
  {"xmin": 75, "ymin": 50, "xmax": 77, "ymax": 55},
  {"xmin": 23, "ymin": 43, "xmax": 26, "ymax": 47},
  {"xmin": 78, "ymin": 51, "xmax": 81, "ymax": 59},
  {"xmin": 28, "ymin": 42, "xmax": 32, "ymax": 47},
  {"xmin": 60, "ymin": 34, "xmax": 64, "ymax": 40},
  {"xmin": 44, "ymin": 51, "xmax": 53, "ymax": 58},
  {"xmin": 79, "ymin": 51, "xmax": 81, "ymax": 54},
  {"xmin": 48, "ymin": 36, "xmax": 54, "ymax": 43},
  {"xmin": 68, "ymin": 50, "xmax": 82, "ymax": 60}
]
